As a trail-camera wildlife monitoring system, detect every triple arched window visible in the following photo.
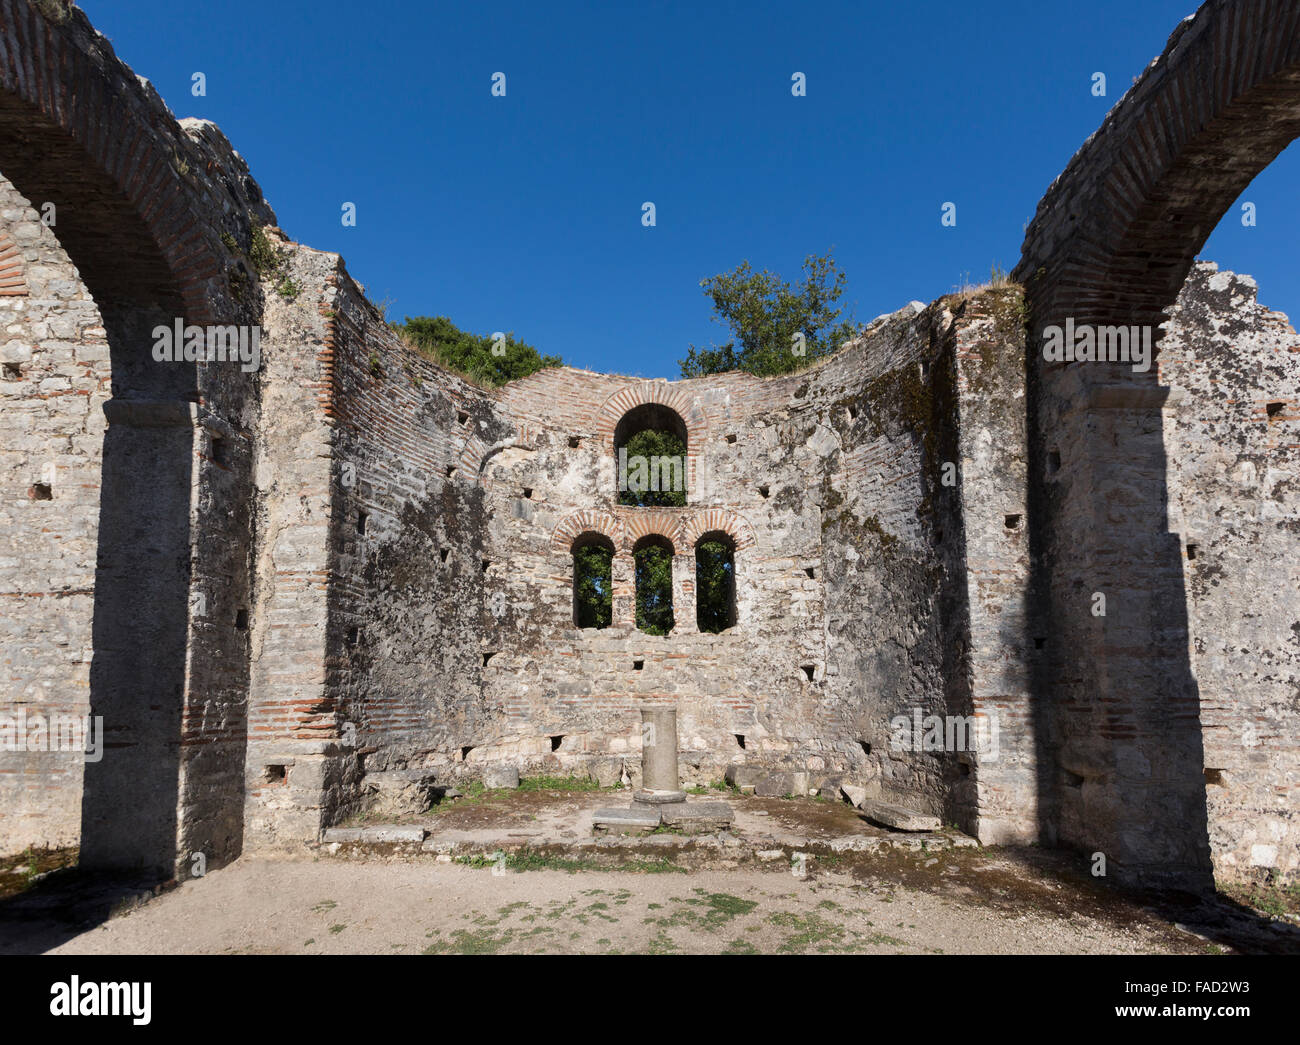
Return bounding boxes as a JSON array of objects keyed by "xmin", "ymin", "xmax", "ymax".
[{"xmin": 571, "ymin": 531, "xmax": 737, "ymax": 635}]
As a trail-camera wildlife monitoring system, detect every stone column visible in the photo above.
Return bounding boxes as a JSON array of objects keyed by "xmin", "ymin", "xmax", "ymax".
[
  {"xmin": 612, "ymin": 552, "xmax": 635, "ymax": 627},
  {"xmin": 637, "ymin": 706, "xmax": 684, "ymax": 804},
  {"xmin": 672, "ymin": 552, "xmax": 696, "ymax": 634}
]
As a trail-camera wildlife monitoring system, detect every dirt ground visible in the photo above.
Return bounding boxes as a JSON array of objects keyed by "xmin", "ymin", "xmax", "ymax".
[
  {"xmin": 5, "ymin": 844, "xmax": 1289, "ymax": 956},
  {"xmin": 20, "ymin": 859, "xmax": 1185, "ymax": 956},
  {"xmin": 4, "ymin": 788, "xmax": 1298, "ymax": 955}
]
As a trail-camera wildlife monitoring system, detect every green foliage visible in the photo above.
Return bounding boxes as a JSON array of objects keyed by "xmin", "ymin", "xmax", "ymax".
[
  {"xmin": 573, "ymin": 543, "xmax": 613, "ymax": 629},
  {"xmin": 34, "ymin": 0, "xmax": 72, "ymax": 23},
  {"xmin": 694, "ymin": 539, "xmax": 735, "ymax": 633},
  {"xmin": 248, "ymin": 225, "xmax": 282, "ymax": 280},
  {"xmin": 617, "ymin": 428, "xmax": 687, "ymax": 507},
  {"xmin": 634, "ymin": 542, "xmax": 674, "ymax": 636},
  {"xmin": 679, "ymin": 251, "xmax": 858, "ymax": 378},
  {"xmin": 395, "ymin": 315, "xmax": 561, "ymax": 387}
]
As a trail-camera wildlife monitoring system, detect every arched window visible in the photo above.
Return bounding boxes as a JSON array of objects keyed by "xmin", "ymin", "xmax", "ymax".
[
  {"xmin": 572, "ymin": 533, "xmax": 614, "ymax": 629},
  {"xmin": 614, "ymin": 404, "xmax": 688, "ymax": 507},
  {"xmin": 632, "ymin": 535, "xmax": 674, "ymax": 635},
  {"xmin": 695, "ymin": 532, "xmax": 736, "ymax": 633}
]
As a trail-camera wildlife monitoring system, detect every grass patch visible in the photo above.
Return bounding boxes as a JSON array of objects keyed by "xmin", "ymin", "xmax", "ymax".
[
  {"xmin": 516, "ymin": 775, "xmax": 602, "ymax": 792},
  {"xmin": 454, "ymin": 846, "xmax": 685, "ymax": 875},
  {"xmin": 0, "ymin": 846, "xmax": 78, "ymax": 900},
  {"xmin": 1220, "ymin": 880, "xmax": 1300, "ymax": 919}
]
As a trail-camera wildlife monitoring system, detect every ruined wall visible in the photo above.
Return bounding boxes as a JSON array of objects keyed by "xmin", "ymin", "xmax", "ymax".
[
  {"xmin": 322, "ymin": 268, "xmax": 497, "ymax": 818},
  {"xmin": 1160, "ymin": 264, "xmax": 1300, "ymax": 885},
  {"xmin": 0, "ymin": 173, "xmax": 107, "ymax": 852},
  {"xmin": 281, "ymin": 289, "xmax": 1034, "ymax": 832}
]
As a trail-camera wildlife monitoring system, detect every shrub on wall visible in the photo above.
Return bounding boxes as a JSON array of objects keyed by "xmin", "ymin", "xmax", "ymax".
[{"xmin": 395, "ymin": 315, "xmax": 561, "ymax": 387}]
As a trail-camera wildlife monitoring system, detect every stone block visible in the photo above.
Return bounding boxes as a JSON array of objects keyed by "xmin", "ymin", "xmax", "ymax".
[
  {"xmin": 659, "ymin": 801, "xmax": 734, "ymax": 833},
  {"xmin": 482, "ymin": 765, "xmax": 520, "ymax": 789},
  {"xmin": 859, "ymin": 799, "xmax": 941, "ymax": 832},
  {"xmin": 592, "ymin": 806, "xmax": 661, "ymax": 835},
  {"xmin": 724, "ymin": 764, "xmax": 762, "ymax": 793}
]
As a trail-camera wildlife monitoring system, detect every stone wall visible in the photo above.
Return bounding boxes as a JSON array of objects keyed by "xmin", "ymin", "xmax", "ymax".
[
  {"xmin": 0, "ymin": 173, "xmax": 106, "ymax": 852},
  {"xmin": 235, "ymin": 282, "xmax": 1032, "ymax": 841},
  {"xmin": 1161, "ymin": 264, "xmax": 1300, "ymax": 883}
]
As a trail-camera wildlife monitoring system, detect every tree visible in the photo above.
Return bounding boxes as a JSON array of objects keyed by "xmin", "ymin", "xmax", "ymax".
[
  {"xmin": 573, "ymin": 543, "xmax": 613, "ymax": 629},
  {"xmin": 634, "ymin": 542, "xmax": 674, "ymax": 635},
  {"xmin": 395, "ymin": 315, "xmax": 561, "ymax": 387},
  {"xmin": 679, "ymin": 251, "xmax": 858, "ymax": 378},
  {"xmin": 617, "ymin": 428, "xmax": 687, "ymax": 508},
  {"xmin": 695, "ymin": 539, "xmax": 735, "ymax": 633}
]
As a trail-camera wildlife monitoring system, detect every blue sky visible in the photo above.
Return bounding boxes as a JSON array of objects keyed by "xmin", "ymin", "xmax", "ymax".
[{"xmin": 82, "ymin": 0, "xmax": 1300, "ymax": 378}]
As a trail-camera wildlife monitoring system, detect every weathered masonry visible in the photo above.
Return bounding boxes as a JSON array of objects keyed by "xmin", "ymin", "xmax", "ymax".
[{"xmin": 0, "ymin": 0, "xmax": 1296, "ymax": 890}]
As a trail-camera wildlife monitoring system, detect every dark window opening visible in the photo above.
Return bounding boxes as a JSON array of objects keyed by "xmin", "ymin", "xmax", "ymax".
[
  {"xmin": 457, "ymin": 410, "xmax": 470, "ymax": 426},
  {"xmin": 573, "ymin": 533, "xmax": 614, "ymax": 629},
  {"xmin": 1062, "ymin": 770, "xmax": 1085, "ymax": 789},
  {"xmin": 1048, "ymin": 449, "xmax": 1062, "ymax": 474},
  {"xmin": 696, "ymin": 533, "xmax": 737, "ymax": 633},
  {"xmin": 614, "ymin": 403, "xmax": 688, "ymax": 507},
  {"xmin": 958, "ymin": 762, "xmax": 971, "ymax": 777},
  {"xmin": 1204, "ymin": 768, "xmax": 1226, "ymax": 787},
  {"xmin": 1034, "ymin": 636, "xmax": 1046, "ymax": 650},
  {"xmin": 735, "ymin": 734, "xmax": 746, "ymax": 750},
  {"xmin": 210, "ymin": 435, "xmax": 227, "ymax": 467},
  {"xmin": 1187, "ymin": 543, "xmax": 1198, "ymax": 561},
  {"xmin": 482, "ymin": 652, "xmax": 496, "ymax": 667},
  {"xmin": 235, "ymin": 609, "xmax": 249, "ymax": 631},
  {"xmin": 847, "ymin": 404, "xmax": 859, "ymax": 420},
  {"xmin": 758, "ymin": 485, "xmax": 770, "ymax": 499},
  {"xmin": 481, "ymin": 559, "xmax": 491, "ymax": 573},
  {"xmin": 858, "ymin": 741, "xmax": 871, "ymax": 755},
  {"xmin": 356, "ymin": 510, "xmax": 367, "ymax": 535},
  {"xmin": 346, "ymin": 626, "xmax": 359, "ymax": 646},
  {"xmin": 29, "ymin": 483, "xmax": 52, "ymax": 501},
  {"xmin": 1266, "ymin": 401, "xmax": 1284, "ymax": 418},
  {"xmin": 439, "ymin": 548, "xmax": 450, "ymax": 563},
  {"xmin": 461, "ymin": 745, "xmax": 474, "ymax": 761},
  {"xmin": 264, "ymin": 764, "xmax": 287, "ymax": 786},
  {"xmin": 2, "ymin": 362, "xmax": 20, "ymax": 380},
  {"xmin": 550, "ymin": 735, "xmax": 564, "ymax": 752},
  {"xmin": 522, "ymin": 487, "xmax": 533, "ymax": 500},
  {"xmin": 804, "ymin": 566, "xmax": 815, "ymax": 580},
  {"xmin": 633, "ymin": 535, "xmax": 675, "ymax": 635},
  {"xmin": 801, "ymin": 664, "xmax": 816, "ymax": 682},
  {"xmin": 446, "ymin": 465, "xmax": 457, "ymax": 479},
  {"xmin": 1005, "ymin": 513, "xmax": 1021, "ymax": 530},
  {"xmin": 633, "ymin": 659, "xmax": 644, "ymax": 671},
  {"xmin": 725, "ymin": 433, "xmax": 737, "ymax": 444},
  {"xmin": 568, "ymin": 436, "xmax": 581, "ymax": 449}
]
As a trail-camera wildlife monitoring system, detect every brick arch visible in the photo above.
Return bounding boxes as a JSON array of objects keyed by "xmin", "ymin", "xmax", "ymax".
[
  {"xmin": 595, "ymin": 379, "xmax": 708, "ymax": 497},
  {"xmin": 551, "ymin": 509, "xmax": 625, "ymax": 553},
  {"xmin": 0, "ymin": 0, "xmax": 273, "ymax": 330},
  {"xmin": 0, "ymin": 0, "xmax": 275, "ymax": 881},
  {"xmin": 681, "ymin": 508, "xmax": 757, "ymax": 552},
  {"xmin": 622, "ymin": 510, "xmax": 684, "ymax": 554},
  {"xmin": 1014, "ymin": 0, "xmax": 1300, "ymax": 338},
  {"xmin": 0, "ymin": 230, "xmax": 27, "ymax": 295}
]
